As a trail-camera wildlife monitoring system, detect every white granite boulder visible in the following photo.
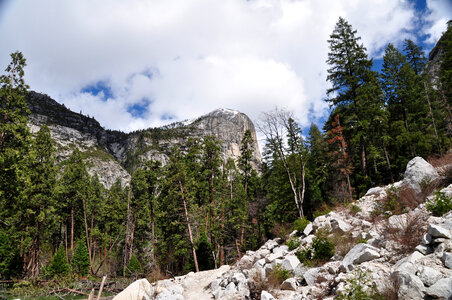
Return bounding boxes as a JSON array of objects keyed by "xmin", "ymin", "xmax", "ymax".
[{"xmin": 341, "ymin": 244, "xmax": 380, "ymax": 272}]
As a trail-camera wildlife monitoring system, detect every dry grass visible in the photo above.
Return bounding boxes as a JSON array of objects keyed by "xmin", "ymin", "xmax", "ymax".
[
  {"xmin": 428, "ymin": 152, "xmax": 452, "ymax": 168},
  {"xmin": 380, "ymin": 211, "xmax": 427, "ymax": 255},
  {"xmin": 146, "ymin": 268, "xmax": 166, "ymax": 283},
  {"xmin": 248, "ymin": 272, "xmax": 269, "ymax": 300},
  {"xmin": 379, "ymin": 279, "xmax": 400, "ymax": 300},
  {"xmin": 329, "ymin": 229, "xmax": 360, "ymax": 257},
  {"xmin": 270, "ymin": 222, "xmax": 293, "ymax": 239}
]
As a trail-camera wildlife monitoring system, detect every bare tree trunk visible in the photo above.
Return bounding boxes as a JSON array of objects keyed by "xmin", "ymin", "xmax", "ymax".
[
  {"xmin": 82, "ymin": 197, "xmax": 93, "ymax": 273},
  {"xmin": 424, "ymin": 81, "xmax": 442, "ymax": 156},
  {"xmin": 179, "ymin": 180, "xmax": 199, "ymax": 272},
  {"xmin": 65, "ymin": 223, "xmax": 69, "ymax": 264},
  {"xmin": 123, "ymin": 190, "xmax": 131, "ymax": 277},
  {"xmin": 71, "ymin": 206, "xmax": 74, "ymax": 259},
  {"xmin": 382, "ymin": 139, "xmax": 394, "ymax": 183}
]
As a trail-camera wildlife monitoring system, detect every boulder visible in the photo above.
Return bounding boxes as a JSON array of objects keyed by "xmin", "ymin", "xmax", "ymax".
[
  {"xmin": 442, "ymin": 252, "xmax": 452, "ymax": 269},
  {"xmin": 230, "ymin": 272, "xmax": 247, "ymax": 285},
  {"xmin": 261, "ymin": 290, "xmax": 276, "ymax": 300},
  {"xmin": 423, "ymin": 233, "xmax": 433, "ymax": 245},
  {"xmin": 417, "ymin": 266, "xmax": 443, "ymax": 287},
  {"xmin": 273, "ymin": 245, "xmax": 289, "ymax": 256},
  {"xmin": 303, "ymin": 223, "xmax": 314, "ymax": 236},
  {"xmin": 403, "ymin": 157, "xmax": 438, "ymax": 193},
  {"xmin": 392, "ymin": 271, "xmax": 426, "ymax": 300},
  {"xmin": 303, "ymin": 267, "xmax": 321, "ymax": 286},
  {"xmin": 330, "ymin": 218, "xmax": 352, "ymax": 233},
  {"xmin": 341, "ymin": 244, "xmax": 380, "ymax": 272},
  {"xmin": 112, "ymin": 279, "xmax": 154, "ymax": 300},
  {"xmin": 425, "ymin": 276, "xmax": 452, "ymax": 299},
  {"xmin": 281, "ymin": 278, "xmax": 298, "ymax": 291},
  {"xmin": 365, "ymin": 186, "xmax": 385, "ymax": 196},
  {"xmin": 428, "ymin": 224, "xmax": 452, "ymax": 239},
  {"xmin": 281, "ymin": 255, "xmax": 302, "ymax": 273}
]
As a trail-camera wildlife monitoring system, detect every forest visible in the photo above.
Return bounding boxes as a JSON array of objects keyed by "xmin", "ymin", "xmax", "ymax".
[{"xmin": 1, "ymin": 17, "xmax": 451, "ymax": 286}]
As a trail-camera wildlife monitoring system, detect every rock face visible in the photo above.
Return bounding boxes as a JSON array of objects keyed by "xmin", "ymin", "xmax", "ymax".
[{"xmin": 27, "ymin": 92, "xmax": 262, "ymax": 187}]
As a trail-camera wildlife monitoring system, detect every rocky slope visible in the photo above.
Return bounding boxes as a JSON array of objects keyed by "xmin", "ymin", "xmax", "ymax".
[
  {"xmin": 26, "ymin": 92, "xmax": 261, "ymax": 188},
  {"xmin": 115, "ymin": 156, "xmax": 452, "ymax": 300}
]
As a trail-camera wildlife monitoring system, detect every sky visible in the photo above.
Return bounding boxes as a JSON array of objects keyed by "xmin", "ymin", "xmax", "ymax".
[{"xmin": 0, "ymin": 0, "xmax": 451, "ymax": 141}]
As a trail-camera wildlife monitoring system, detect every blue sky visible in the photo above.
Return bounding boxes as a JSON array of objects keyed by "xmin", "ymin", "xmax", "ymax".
[{"xmin": 0, "ymin": 0, "xmax": 451, "ymax": 146}]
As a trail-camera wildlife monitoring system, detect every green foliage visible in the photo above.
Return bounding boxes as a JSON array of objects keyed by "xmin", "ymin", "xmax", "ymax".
[
  {"xmin": 0, "ymin": 229, "xmax": 21, "ymax": 279},
  {"xmin": 286, "ymin": 237, "xmax": 301, "ymax": 251},
  {"xmin": 349, "ymin": 204, "xmax": 362, "ymax": 215},
  {"xmin": 426, "ymin": 191, "xmax": 452, "ymax": 216},
  {"xmin": 268, "ymin": 264, "xmax": 292, "ymax": 285},
  {"xmin": 293, "ymin": 217, "xmax": 310, "ymax": 233},
  {"xmin": 296, "ymin": 236, "xmax": 335, "ymax": 267},
  {"xmin": 126, "ymin": 254, "xmax": 142, "ymax": 277},
  {"xmin": 71, "ymin": 240, "xmax": 90, "ymax": 276},
  {"xmin": 312, "ymin": 236, "xmax": 335, "ymax": 260},
  {"xmin": 336, "ymin": 269, "xmax": 384, "ymax": 300},
  {"xmin": 48, "ymin": 246, "xmax": 70, "ymax": 277},
  {"xmin": 195, "ymin": 232, "xmax": 214, "ymax": 271}
]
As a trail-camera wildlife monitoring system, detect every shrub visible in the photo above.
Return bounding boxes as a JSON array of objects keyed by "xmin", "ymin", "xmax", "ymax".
[
  {"xmin": 0, "ymin": 230, "xmax": 22, "ymax": 279},
  {"xmin": 426, "ymin": 191, "xmax": 452, "ymax": 216},
  {"xmin": 126, "ymin": 254, "xmax": 143, "ymax": 277},
  {"xmin": 312, "ymin": 237, "xmax": 335, "ymax": 261},
  {"xmin": 286, "ymin": 237, "xmax": 301, "ymax": 251},
  {"xmin": 380, "ymin": 211, "xmax": 427, "ymax": 255},
  {"xmin": 293, "ymin": 217, "xmax": 310, "ymax": 234},
  {"xmin": 336, "ymin": 269, "xmax": 384, "ymax": 300},
  {"xmin": 249, "ymin": 271, "xmax": 268, "ymax": 299},
  {"xmin": 349, "ymin": 204, "xmax": 362, "ymax": 215},
  {"xmin": 296, "ymin": 236, "xmax": 335, "ymax": 267},
  {"xmin": 268, "ymin": 264, "xmax": 292, "ymax": 287},
  {"xmin": 313, "ymin": 204, "xmax": 331, "ymax": 219},
  {"xmin": 71, "ymin": 240, "xmax": 90, "ymax": 276},
  {"xmin": 48, "ymin": 245, "xmax": 70, "ymax": 277}
]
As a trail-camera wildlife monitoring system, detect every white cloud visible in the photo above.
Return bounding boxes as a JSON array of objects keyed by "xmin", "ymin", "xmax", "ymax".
[
  {"xmin": 423, "ymin": 0, "xmax": 452, "ymax": 44},
  {"xmin": 0, "ymin": 0, "xmax": 432, "ymax": 136}
]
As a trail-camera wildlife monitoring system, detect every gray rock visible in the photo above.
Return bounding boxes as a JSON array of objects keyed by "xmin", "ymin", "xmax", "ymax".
[
  {"xmin": 330, "ymin": 218, "xmax": 352, "ymax": 233},
  {"xmin": 442, "ymin": 252, "xmax": 452, "ymax": 269},
  {"xmin": 341, "ymin": 244, "xmax": 380, "ymax": 272},
  {"xmin": 261, "ymin": 290, "xmax": 275, "ymax": 300},
  {"xmin": 281, "ymin": 278, "xmax": 298, "ymax": 291},
  {"xmin": 225, "ymin": 282, "xmax": 236, "ymax": 292},
  {"xmin": 423, "ymin": 233, "xmax": 433, "ymax": 245},
  {"xmin": 113, "ymin": 278, "xmax": 154, "ymax": 300},
  {"xmin": 365, "ymin": 186, "xmax": 385, "ymax": 196},
  {"xmin": 303, "ymin": 268, "xmax": 321, "ymax": 286},
  {"xmin": 415, "ymin": 244, "xmax": 433, "ymax": 255},
  {"xmin": 281, "ymin": 255, "xmax": 302, "ymax": 273},
  {"xmin": 428, "ymin": 224, "xmax": 452, "ymax": 239},
  {"xmin": 263, "ymin": 240, "xmax": 279, "ymax": 251},
  {"xmin": 417, "ymin": 266, "xmax": 443, "ymax": 287},
  {"xmin": 230, "ymin": 272, "xmax": 247, "ymax": 285},
  {"xmin": 403, "ymin": 157, "xmax": 439, "ymax": 193},
  {"xmin": 210, "ymin": 279, "xmax": 220, "ymax": 290},
  {"xmin": 303, "ymin": 223, "xmax": 314, "ymax": 236},
  {"xmin": 253, "ymin": 258, "xmax": 266, "ymax": 269},
  {"xmin": 392, "ymin": 271, "xmax": 426, "ymax": 300},
  {"xmin": 273, "ymin": 245, "xmax": 289, "ymax": 255},
  {"xmin": 425, "ymin": 276, "xmax": 452, "ymax": 299}
]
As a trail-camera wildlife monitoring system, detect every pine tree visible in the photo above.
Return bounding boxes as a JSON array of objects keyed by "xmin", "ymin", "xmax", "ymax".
[
  {"xmin": 48, "ymin": 245, "xmax": 70, "ymax": 277},
  {"xmin": 403, "ymin": 39, "xmax": 426, "ymax": 75},
  {"xmin": 71, "ymin": 239, "xmax": 90, "ymax": 276},
  {"xmin": 22, "ymin": 125, "xmax": 57, "ymax": 277},
  {"xmin": 326, "ymin": 17, "xmax": 382, "ymax": 182}
]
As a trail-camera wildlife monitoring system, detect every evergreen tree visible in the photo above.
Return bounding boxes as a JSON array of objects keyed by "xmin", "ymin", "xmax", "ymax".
[
  {"xmin": 22, "ymin": 125, "xmax": 57, "ymax": 277},
  {"xmin": 48, "ymin": 245, "xmax": 70, "ymax": 277},
  {"xmin": 403, "ymin": 39, "xmax": 426, "ymax": 75},
  {"xmin": 71, "ymin": 239, "xmax": 90, "ymax": 276},
  {"xmin": 326, "ymin": 17, "xmax": 382, "ymax": 184}
]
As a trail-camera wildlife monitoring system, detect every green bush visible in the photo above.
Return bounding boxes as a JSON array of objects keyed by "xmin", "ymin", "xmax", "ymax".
[
  {"xmin": 71, "ymin": 240, "xmax": 90, "ymax": 276},
  {"xmin": 296, "ymin": 247, "xmax": 314, "ymax": 267},
  {"xmin": 312, "ymin": 237, "xmax": 335, "ymax": 260},
  {"xmin": 426, "ymin": 191, "xmax": 452, "ymax": 216},
  {"xmin": 350, "ymin": 204, "xmax": 362, "ymax": 215},
  {"xmin": 126, "ymin": 254, "xmax": 142, "ymax": 277},
  {"xmin": 268, "ymin": 264, "xmax": 292, "ymax": 286},
  {"xmin": 48, "ymin": 245, "xmax": 70, "ymax": 277},
  {"xmin": 294, "ymin": 217, "xmax": 310, "ymax": 233},
  {"xmin": 0, "ymin": 230, "xmax": 22, "ymax": 279},
  {"xmin": 286, "ymin": 237, "xmax": 301, "ymax": 250},
  {"xmin": 336, "ymin": 269, "xmax": 384, "ymax": 300}
]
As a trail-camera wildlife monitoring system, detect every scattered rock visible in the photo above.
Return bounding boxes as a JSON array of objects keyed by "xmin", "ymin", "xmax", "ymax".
[
  {"xmin": 428, "ymin": 224, "xmax": 452, "ymax": 239},
  {"xmin": 442, "ymin": 252, "xmax": 452, "ymax": 269},
  {"xmin": 261, "ymin": 290, "xmax": 275, "ymax": 300},
  {"xmin": 425, "ymin": 276, "xmax": 452, "ymax": 299},
  {"xmin": 417, "ymin": 266, "xmax": 443, "ymax": 287},
  {"xmin": 281, "ymin": 278, "xmax": 298, "ymax": 291},
  {"xmin": 303, "ymin": 223, "xmax": 314, "ymax": 236},
  {"xmin": 392, "ymin": 271, "xmax": 426, "ymax": 300},
  {"xmin": 341, "ymin": 244, "xmax": 380, "ymax": 272},
  {"xmin": 281, "ymin": 255, "xmax": 302, "ymax": 273}
]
